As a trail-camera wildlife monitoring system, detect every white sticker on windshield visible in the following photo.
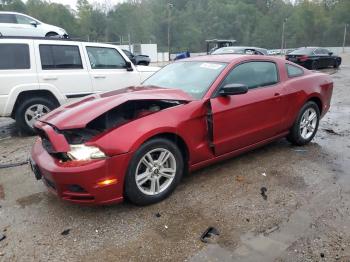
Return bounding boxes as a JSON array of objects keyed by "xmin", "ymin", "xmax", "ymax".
[{"xmin": 200, "ymin": 63, "xmax": 223, "ymax": 70}]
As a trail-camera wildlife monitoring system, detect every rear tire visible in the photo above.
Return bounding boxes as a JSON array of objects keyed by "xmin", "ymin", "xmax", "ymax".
[
  {"xmin": 311, "ymin": 60, "xmax": 319, "ymax": 70},
  {"xmin": 15, "ymin": 97, "xmax": 57, "ymax": 135},
  {"xmin": 287, "ymin": 101, "xmax": 320, "ymax": 146},
  {"xmin": 45, "ymin": 32, "xmax": 58, "ymax": 37},
  {"xmin": 333, "ymin": 59, "xmax": 340, "ymax": 69},
  {"xmin": 124, "ymin": 138, "xmax": 184, "ymax": 206}
]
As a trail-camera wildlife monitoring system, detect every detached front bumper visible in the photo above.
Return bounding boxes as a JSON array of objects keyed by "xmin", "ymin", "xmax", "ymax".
[{"xmin": 31, "ymin": 138, "xmax": 132, "ymax": 205}]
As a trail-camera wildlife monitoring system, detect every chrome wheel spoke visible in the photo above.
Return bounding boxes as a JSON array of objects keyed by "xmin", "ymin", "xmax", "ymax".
[
  {"xmin": 37, "ymin": 104, "xmax": 44, "ymax": 113},
  {"xmin": 141, "ymin": 157, "xmax": 153, "ymax": 169},
  {"xmin": 158, "ymin": 151, "xmax": 170, "ymax": 165},
  {"xmin": 136, "ymin": 171, "xmax": 150, "ymax": 186},
  {"xmin": 159, "ymin": 171, "xmax": 174, "ymax": 179},
  {"xmin": 308, "ymin": 112, "xmax": 316, "ymax": 121}
]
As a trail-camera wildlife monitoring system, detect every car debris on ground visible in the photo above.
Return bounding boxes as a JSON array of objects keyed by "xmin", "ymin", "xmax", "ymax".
[
  {"xmin": 200, "ymin": 227, "xmax": 220, "ymax": 243},
  {"xmin": 260, "ymin": 187, "xmax": 268, "ymax": 200}
]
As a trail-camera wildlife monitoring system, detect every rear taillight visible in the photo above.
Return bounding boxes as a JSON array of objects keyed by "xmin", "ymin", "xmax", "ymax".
[
  {"xmin": 298, "ymin": 55, "xmax": 309, "ymax": 62},
  {"xmin": 285, "ymin": 55, "xmax": 289, "ymax": 60}
]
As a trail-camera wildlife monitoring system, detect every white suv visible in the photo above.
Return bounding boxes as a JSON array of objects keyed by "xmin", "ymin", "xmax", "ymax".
[
  {"xmin": 0, "ymin": 12, "xmax": 68, "ymax": 37},
  {"xmin": 0, "ymin": 37, "xmax": 160, "ymax": 134}
]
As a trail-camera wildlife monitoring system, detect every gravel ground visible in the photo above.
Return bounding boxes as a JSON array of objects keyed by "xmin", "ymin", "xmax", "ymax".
[{"xmin": 0, "ymin": 56, "xmax": 350, "ymax": 262}]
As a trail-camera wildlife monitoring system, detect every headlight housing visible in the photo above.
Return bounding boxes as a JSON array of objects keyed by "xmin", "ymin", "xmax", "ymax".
[{"xmin": 67, "ymin": 145, "xmax": 106, "ymax": 161}]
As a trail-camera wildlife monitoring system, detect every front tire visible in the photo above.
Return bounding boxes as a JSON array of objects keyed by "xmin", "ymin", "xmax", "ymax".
[
  {"xmin": 287, "ymin": 101, "xmax": 320, "ymax": 146},
  {"xmin": 15, "ymin": 97, "xmax": 57, "ymax": 135},
  {"xmin": 124, "ymin": 138, "xmax": 184, "ymax": 206}
]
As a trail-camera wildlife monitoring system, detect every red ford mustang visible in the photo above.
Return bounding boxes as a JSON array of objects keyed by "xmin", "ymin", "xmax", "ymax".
[{"xmin": 30, "ymin": 55, "xmax": 333, "ymax": 206}]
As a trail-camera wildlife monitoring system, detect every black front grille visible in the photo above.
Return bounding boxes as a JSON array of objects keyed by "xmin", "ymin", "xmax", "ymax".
[{"xmin": 42, "ymin": 138, "xmax": 54, "ymax": 154}]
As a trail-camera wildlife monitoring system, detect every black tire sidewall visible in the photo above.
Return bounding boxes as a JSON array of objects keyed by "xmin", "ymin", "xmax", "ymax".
[
  {"xmin": 311, "ymin": 60, "xmax": 318, "ymax": 70},
  {"xmin": 124, "ymin": 138, "xmax": 184, "ymax": 206},
  {"xmin": 289, "ymin": 101, "xmax": 320, "ymax": 146},
  {"xmin": 15, "ymin": 97, "xmax": 57, "ymax": 135}
]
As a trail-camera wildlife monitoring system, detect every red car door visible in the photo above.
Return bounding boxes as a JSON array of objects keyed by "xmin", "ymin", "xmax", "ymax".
[{"xmin": 210, "ymin": 61, "xmax": 288, "ymax": 156}]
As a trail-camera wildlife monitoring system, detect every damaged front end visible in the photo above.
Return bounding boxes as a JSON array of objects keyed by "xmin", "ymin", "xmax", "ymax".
[{"xmin": 34, "ymin": 99, "xmax": 187, "ymax": 162}]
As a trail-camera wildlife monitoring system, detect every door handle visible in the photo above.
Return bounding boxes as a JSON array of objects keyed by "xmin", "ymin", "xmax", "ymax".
[
  {"xmin": 94, "ymin": 75, "xmax": 106, "ymax": 79},
  {"xmin": 274, "ymin": 92, "xmax": 280, "ymax": 96},
  {"xmin": 43, "ymin": 77, "xmax": 58, "ymax": 81}
]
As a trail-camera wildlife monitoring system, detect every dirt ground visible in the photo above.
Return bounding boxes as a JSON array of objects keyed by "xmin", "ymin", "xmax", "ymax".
[{"xmin": 0, "ymin": 56, "xmax": 350, "ymax": 262}]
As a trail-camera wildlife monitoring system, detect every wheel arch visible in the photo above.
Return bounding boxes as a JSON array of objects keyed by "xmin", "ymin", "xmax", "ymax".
[
  {"xmin": 45, "ymin": 31, "xmax": 58, "ymax": 37},
  {"xmin": 138, "ymin": 132, "xmax": 190, "ymax": 172},
  {"xmin": 11, "ymin": 90, "xmax": 60, "ymax": 118},
  {"xmin": 306, "ymin": 96, "xmax": 323, "ymax": 115}
]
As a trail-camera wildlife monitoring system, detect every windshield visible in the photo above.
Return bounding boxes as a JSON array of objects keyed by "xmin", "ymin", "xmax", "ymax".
[
  {"xmin": 212, "ymin": 47, "xmax": 244, "ymax": 55},
  {"xmin": 290, "ymin": 48, "xmax": 315, "ymax": 55},
  {"xmin": 142, "ymin": 61, "xmax": 227, "ymax": 99}
]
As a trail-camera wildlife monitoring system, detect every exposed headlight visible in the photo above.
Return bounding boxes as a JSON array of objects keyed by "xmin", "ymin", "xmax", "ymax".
[{"xmin": 67, "ymin": 145, "xmax": 106, "ymax": 161}]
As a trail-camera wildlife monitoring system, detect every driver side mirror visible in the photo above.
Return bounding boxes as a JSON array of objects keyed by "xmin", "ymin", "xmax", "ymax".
[
  {"xmin": 125, "ymin": 61, "xmax": 133, "ymax": 71},
  {"xmin": 219, "ymin": 84, "xmax": 248, "ymax": 96},
  {"xmin": 329, "ymin": 52, "xmax": 333, "ymax": 56},
  {"xmin": 30, "ymin": 21, "xmax": 38, "ymax": 27}
]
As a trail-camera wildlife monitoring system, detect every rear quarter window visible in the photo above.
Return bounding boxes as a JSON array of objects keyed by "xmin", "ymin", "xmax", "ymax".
[
  {"xmin": 0, "ymin": 44, "xmax": 30, "ymax": 70},
  {"xmin": 286, "ymin": 64, "xmax": 304, "ymax": 78}
]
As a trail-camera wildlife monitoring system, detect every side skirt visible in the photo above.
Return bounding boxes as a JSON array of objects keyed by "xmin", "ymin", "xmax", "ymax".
[{"xmin": 189, "ymin": 131, "xmax": 289, "ymax": 172}]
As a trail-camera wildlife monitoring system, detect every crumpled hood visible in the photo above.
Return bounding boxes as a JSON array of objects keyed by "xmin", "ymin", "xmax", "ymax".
[{"xmin": 37, "ymin": 86, "xmax": 193, "ymax": 130}]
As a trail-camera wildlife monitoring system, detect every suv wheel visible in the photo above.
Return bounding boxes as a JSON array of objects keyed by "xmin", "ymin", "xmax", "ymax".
[
  {"xmin": 287, "ymin": 101, "xmax": 320, "ymax": 146},
  {"xmin": 124, "ymin": 138, "xmax": 184, "ymax": 206},
  {"xmin": 15, "ymin": 97, "xmax": 57, "ymax": 135}
]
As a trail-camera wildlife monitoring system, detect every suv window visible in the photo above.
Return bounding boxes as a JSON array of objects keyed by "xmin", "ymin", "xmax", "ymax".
[
  {"xmin": 87, "ymin": 47, "xmax": 127, "ymax": 69},
  {"xmin": 0, "ymin": 14, "xmax": 17, "ymax": 23},
  {"xmin": 286, "ymin": 64, "xmax": 304, "ymax": 78},
  {"xmin": 221, "ymin": 61, "xmax": 278, "ymax": 90},
  {"xmin": 16, "ymin": 14, "xmax": 36, "ymax": 25},
  {"xmin": 39, "ymin": 45, "xmax": 83, "ymax": 70},
  {"xmin": 0, "ymin": 44, "xmax": 30, "ymax": 70}
]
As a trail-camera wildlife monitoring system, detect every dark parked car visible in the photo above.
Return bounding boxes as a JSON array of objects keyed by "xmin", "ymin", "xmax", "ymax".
[
  {"xmin": 212, "ymin": 46, "xmax": 268, "ymax": 56},
  {"xmin": 122, "ymin": 49, "xmax": 151, "ymax": 66},
  {"xmin": 285, "ymin": 47, "xmax": 342, "ymax": 70}
]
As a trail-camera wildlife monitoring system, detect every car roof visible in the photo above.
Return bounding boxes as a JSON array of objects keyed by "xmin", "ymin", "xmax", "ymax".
[
  {"xmin": 182, "ymin": 54, "xmax": 280, "ymax": 64},
  {"xmin": 0, "ymin": 11, "xmax": 24, "ymax": 15}
]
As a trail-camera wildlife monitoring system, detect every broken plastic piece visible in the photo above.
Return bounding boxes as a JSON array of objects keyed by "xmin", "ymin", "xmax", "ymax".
[
  {"xmin": 0, "ymin": 234, "xmax": 6, "ymax": 242},
  {"xmin": 200, "ymin": 227, "xmax": 220, "ymax": 243},
  {"xmin": 61, "ymin": 229, "xmax": 71, "ymax": 236},
  {"xmin": 260, "ymin": 187, "xmax": 268, "ymax": 200}
]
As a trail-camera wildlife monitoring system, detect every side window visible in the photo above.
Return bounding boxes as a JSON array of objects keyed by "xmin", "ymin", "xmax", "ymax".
[
  {"xmin": 0, "ymin": 44, "xmax": 30, "ymax": 70},
  {"xmin": 0, "ymin": 14, "xmax": 17, "ymax": 23},
  {"xmin": 286, "ymin": 64, "xmax": 304, "ymax": 78},
  {"xmin": 86, "ymin": 47, "xmax": 127, "ymax": 69},
  {"xmin": 314, "ymin": 49, "xmax": 322, "ymax": 55},
  {"xmin": 221, "ymin": 61, "xmax": 278, "ymax": 90},
  {"xmin": 39, "ymin": 45, "xmax": 83, "ymax": 70},
  {"xmin": 16, "ymin": 15, "xmax": 36, "ymax": 25},
  {"xmin": 322, "ymin": 49, "xmax": 330, "ymax": 55}
]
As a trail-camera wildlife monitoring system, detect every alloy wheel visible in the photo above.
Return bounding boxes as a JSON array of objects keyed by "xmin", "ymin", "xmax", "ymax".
[
  {"xmin": 24, "ymin": 104, "xmax": 50, "ymax": 128},
  {"xmin": 300, "ymin": 108, "xmax": 318, "ymax": 140},
  {"xmin": 135, "ymin": 148, "xmax": 177, "ymax": 196}
]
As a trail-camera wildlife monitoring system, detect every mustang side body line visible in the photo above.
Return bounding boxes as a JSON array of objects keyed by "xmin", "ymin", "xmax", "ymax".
[{"xmin": 30, "ymin": 55, "xmax": 333, "ymax": 205}]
